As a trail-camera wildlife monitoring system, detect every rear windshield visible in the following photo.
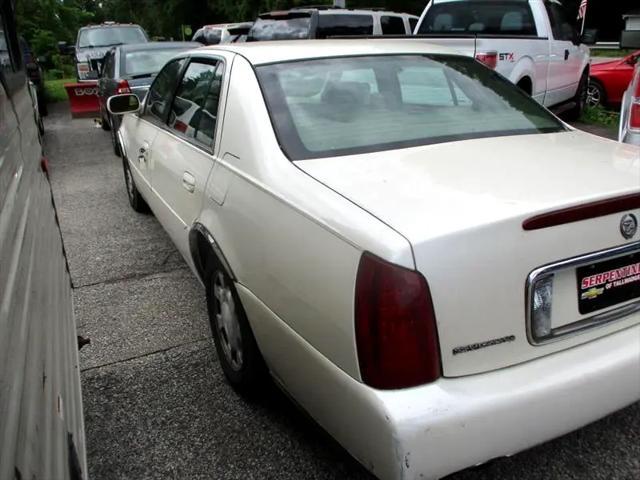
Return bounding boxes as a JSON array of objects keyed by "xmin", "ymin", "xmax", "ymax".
[
  {"xmin": 418, "ymin": 0, "xmax": 537, "ymax": 36},
  {"xmin": 124, "ymin": 48, "xmax": 186, "ymax": 76},
  {"xmin": 78, "ymin": 26, "xmax": 147, "ymax": 48},
  {"xmin": 316, "ymin": 14, "xmax": 374, "ymax": 38},
  {"xmin": 249, "ymin": 14, "xmax": 312, "ymax": 41},
  {"xmin": 256, "ymin": 55, "xmax": 565, "ymax": 160}
]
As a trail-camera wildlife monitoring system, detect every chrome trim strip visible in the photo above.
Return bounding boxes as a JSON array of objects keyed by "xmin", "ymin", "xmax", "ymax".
[{"xmin": 526, "ymin": 241, "xmax": 640, "ymax": 345}]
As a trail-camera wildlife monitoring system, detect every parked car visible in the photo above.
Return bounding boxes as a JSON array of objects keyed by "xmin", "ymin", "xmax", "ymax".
[
  {"xmin": 248, "ymin": 6, "xmax": 418, "ymax": 41},
  {"xmin": 98, "ymin": 41, "xmax": 199, "ymax": 155},
  {"xmin": 414, "ymin": 0, "xmax": 595, "ymax": 119},
  {"xmin": 0, "ymin": 0, "xmax": 86, "ymax": 478},
  {"xmin": 59, "ymin": 21, "xmax": 149, "ymax": 81},
  {"xmin": 619, "ymin": 30, "xmax": 640, "ymax": 145},
  {"xmin": 19, "ymin": 35, "xmax": 46, "ymax": 116},
  {"xmin": 192, "ymin": 22, "xmax": 253, "ymax": 45},
  {"xmin": 108, "ymin": 39, "xmax": 640, "ymax": 480},
  {"xmin": 589, "ymin": 50, "xmax": 640, "ymax": 108}
]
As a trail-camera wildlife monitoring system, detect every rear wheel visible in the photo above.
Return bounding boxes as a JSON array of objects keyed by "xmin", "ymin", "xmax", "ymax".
[
  {"xmin": 205, "ymin": 256, "xmax": 267, "ymax": 393},
  {"xmin": 122, "ymin": 159, "xmax": 149, "ymax": 213}
]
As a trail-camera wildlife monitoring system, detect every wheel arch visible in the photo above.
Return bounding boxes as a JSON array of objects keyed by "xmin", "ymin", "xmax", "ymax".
[
  {"xmin": 516, "ymin": 75, "xmax": 533, "ymax": 95},
  {"xmin": 189, "ymin": 223, "xmax": 236, "ymax": 283}
]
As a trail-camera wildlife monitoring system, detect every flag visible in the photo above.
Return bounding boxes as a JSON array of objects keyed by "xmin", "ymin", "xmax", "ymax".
[{"xmin": 577, "ymin": 0, "xmax": 588, "ymax": 20}]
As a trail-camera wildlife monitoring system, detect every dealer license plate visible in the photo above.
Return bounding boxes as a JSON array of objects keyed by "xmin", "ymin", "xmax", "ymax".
[{"xmin": 577, "ymin": 251, "xmax": 640, "ymax": 315}]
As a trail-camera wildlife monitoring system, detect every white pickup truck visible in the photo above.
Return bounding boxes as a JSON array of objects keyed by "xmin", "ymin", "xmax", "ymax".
[{"xmin": 415, "ymin": 0, "xmax": 593, "ymax": 119}]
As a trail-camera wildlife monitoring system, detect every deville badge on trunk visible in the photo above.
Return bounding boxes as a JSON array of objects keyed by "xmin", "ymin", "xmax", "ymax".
[{"xmin": 577, "ymin": 250, "xmax": 640, "ymax": 315}]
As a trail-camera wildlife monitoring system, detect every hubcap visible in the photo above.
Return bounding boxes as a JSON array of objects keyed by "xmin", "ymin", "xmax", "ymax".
[
  {"xmin": 213, "ymin": 272, "xmax": 243, "ymax": 371},
  {"xmin": 586, "ymin": 84, "xmax": 601, "ymax": 107}
]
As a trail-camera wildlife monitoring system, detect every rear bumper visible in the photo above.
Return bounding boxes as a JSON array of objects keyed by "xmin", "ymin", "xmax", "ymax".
[
  {"xmin": 377, "ymin": 324, "xmax": 640, "ymax": 479},
  {"xmin": 240, "ymin": 284, "xmax": 640, "ymax": 480}
]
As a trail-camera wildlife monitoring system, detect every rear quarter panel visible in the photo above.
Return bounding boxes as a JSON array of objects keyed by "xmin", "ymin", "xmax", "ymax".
[{"xmin": 198, "ymin": 56, "xmax": 414, "ymax": 379}]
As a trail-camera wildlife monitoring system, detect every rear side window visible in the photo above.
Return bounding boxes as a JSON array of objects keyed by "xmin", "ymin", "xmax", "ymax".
[
  {"xmin": 168, "ymin": 60, "xmax": 223, "ymax": 148},
  {"xmin": 0, "ymin": 14, "xmax": 13, "ymax": 77},
  {"xmin": 544, "ymin": 1, "xmax": 577, "ymax": 42},
  {"xmin": 145, "ymin": 58, "xmax": 186, "ymax": 123},
  {"xmin": 419, "ymin": 0, "xmax": 537, "ymax": 36},
  {"xmin": 381, "ymin": 16, "xmax": 406, "ymax": 35},
  {"xmin": 249, "ymin": 14, "xmax": 312, "ymax": 41},
  {"xmin": 316, "ymin": 14, "xmax": 374, "ymax": 38}
]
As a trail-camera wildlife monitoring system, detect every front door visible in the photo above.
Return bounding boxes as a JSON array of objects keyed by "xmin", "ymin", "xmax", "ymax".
[
  {"xmin": 122, "ymin": 57, "xmax": 187, "ymax": 200},
  {"xmin": 150, "ymin": 57, "xmax": 227, "ymax": 260}
]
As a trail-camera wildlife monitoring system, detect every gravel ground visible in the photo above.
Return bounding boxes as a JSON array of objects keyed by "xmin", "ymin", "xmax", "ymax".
[{"xmin": 44, "ymin": 102, "xmax": 639, "ymax": 480}]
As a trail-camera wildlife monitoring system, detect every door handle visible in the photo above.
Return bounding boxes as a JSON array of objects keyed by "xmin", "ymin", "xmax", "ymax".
[
  {"xmin": 182, "ymin": 172, "xmax": 196, "ymax": 193},
  {"xmin": 564, "ymin": 49, "xmax": 570, "ymax": 61},
  {"xmin": 138, "ymin": 141, "xmax": 150, "ymax": 164}
]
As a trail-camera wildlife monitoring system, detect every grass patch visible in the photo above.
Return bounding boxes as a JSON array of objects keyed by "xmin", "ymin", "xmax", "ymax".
[
  {"xmin": 580, "ymin": 105, "xmax": 620, "ymax": 128},
  {"xmin": 590, "ymin": 49, "xmax": 634, "ymax": 58},
  {"xmin": 45, "ymin": 78, "xmax": 74, "ymax": 103}
]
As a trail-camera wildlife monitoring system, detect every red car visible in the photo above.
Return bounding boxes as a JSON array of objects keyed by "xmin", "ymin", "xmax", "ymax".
[{"xmin": 588, "ymin": 50, "xmax": 640, "ymax": 108}]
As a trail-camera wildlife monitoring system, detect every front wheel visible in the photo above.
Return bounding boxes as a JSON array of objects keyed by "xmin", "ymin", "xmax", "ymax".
[
  {"xmin": 205, "ymin": 261, "xmax": 267, "ymax": 393},
  {"xmin": 565, "ymin": 72, "xmax": 588, "ymax": 121},
  {"xmin": 122, "ymin": 159, "xmax": 149, "ymax": 213},
  {"xmin": 586, "ymin": 79, "xmax": 606, "ymax": 109}
]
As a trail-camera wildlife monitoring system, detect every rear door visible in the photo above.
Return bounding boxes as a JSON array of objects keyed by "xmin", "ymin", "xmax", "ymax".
[
  {"xmin": 149, "ymin": 55, "xmax": 229, "ymax": 259},
  {"xmin": 121, "ymin": 57, "xmax": 186, "ymax": 200}
]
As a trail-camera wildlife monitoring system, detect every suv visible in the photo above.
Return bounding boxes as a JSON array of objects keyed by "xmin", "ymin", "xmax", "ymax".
[
  {"xmin": 248, "ymin": 6, "xmax": 418, "ymax": 41},
  {"xmin": 59, "ymin": 22, "xmax": 149, "ymax": 81},
  {"xmin": 192, "ymin": 22, "xmax": 253, "ymax": 45}
]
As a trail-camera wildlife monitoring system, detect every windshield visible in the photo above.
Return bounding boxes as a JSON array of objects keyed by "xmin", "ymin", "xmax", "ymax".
[
  {"xmin": 124, "ymin": 48, "xmax": 186, "ymax": 76},
  {"xmin": 249, "ymin": 15, "xmax": 312, "ymax": 41},
  {"xmin": 78, "ymin": 26, "xmax": 147, "ymax": 48},
  {"xmin": 257, "ymin": 55, "xmax": 565, "ymax": 160},
  {"xmin": 418, "ymin": 0, "xmax": 537, "ymax": 36}
]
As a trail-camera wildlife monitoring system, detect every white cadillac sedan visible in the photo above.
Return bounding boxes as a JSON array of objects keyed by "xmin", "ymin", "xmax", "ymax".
[{"xmin": 108, "ymin": 40, "xmax": 640, "ymax": 480}]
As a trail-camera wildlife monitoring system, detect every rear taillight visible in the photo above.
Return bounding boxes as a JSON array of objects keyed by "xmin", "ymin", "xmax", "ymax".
[
  {"xmin": 475, "ymin": 51, "xmax": 498, "ymax": 69},
  {"xmin": 355, "ymin": 252, "xmax": 441, "ymax": 390},
  {"xmin": 116, "ymin": 79, "xmax": 131, "ymax": 94}
]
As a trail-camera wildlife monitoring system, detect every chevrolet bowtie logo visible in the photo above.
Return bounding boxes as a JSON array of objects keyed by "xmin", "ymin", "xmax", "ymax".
[{"xmin": 581, "ymin": 287, "xmax": 604, "ymax": 300}]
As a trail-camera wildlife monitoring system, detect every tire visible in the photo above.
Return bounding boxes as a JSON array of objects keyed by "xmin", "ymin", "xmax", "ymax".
[
  {"xmin": 111, "ymin": 117, "xmax": 122, "ymax": 157},
  {"xmin": 205, "ymin": 257, "xmax": 267, "ymax": 394},
  {"xmin": 586, "ymin": 78, "xmax": 606, "ymax": 109},
  {"xmin": 122, "ymin": 159, "xmax": 149, "ymax": 213},
  {"xmin": 565, "ymin": 72, "xmax": 588, "ymax": 121},
  {"xmin": 37, "ymin": 90, "xmax": 48, "ymax": 117},
  {"xmin": 101, "ymin": 108, "xmax": 111, "ymax": 131}
]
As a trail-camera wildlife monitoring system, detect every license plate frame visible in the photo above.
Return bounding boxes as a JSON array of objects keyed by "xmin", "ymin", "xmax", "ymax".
[{"xmin": 576, "ymin": 251, "xmax": 640, "ymax": 315}]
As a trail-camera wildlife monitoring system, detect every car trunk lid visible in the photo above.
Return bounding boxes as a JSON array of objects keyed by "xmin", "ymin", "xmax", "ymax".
[{"xmin": 296, "ymin": 131, "xmax": 640, "ymax": 377}]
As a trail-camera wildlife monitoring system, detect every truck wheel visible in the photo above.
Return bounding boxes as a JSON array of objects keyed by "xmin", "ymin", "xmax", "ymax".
[
  {"xmin": 205, "ymin": 257, "xmax": 267, "ymax": 394},
  {"xmin": 101, "ymin": 109, "xmax": 111, "ymax": 131},
  {"xmin": 111, "ymin": 120, "xmax": 121, "ymax": 157},
  {"xmin": 565, "ymin": 72, "xmax": 588, "ymax": 121}
]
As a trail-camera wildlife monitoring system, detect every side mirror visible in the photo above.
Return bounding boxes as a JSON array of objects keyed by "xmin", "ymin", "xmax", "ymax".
[
  {"xmin": 620, "ymin": 30, "xmax": 640, "ymax": 50},
  {"xmin": 107, "ymin": 94, "xmax": 140, "ymax": 115},
  {"xmin": 580, "ymin": 28, "xmax": 598, "ymax": 46}
]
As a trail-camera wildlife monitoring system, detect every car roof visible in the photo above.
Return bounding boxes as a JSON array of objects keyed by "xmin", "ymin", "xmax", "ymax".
[
  {"xmin": 79, "ymin": 23, "xmax": 144, "ymax": 30},
  {"xmin": 200, "ymin": 22, "xmax": 253, "ymax": 29},
  {"xmin": 118, "ymin": 41, "xmax": 199, "ymax": 53},
  {"xmin": 192, "ymin": 39, "xmax": 457, "ymax": 66}
]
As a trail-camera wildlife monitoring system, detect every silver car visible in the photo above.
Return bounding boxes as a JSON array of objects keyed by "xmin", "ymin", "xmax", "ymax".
[{"xmin": 619, "ymin": 30, "xmax": 640, "ymax": 145}]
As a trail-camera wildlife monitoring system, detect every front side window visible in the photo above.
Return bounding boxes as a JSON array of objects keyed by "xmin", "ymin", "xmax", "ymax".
[
  {"xmin": 381, "ymin": 16, "xmax": 406, "ymax": 35},
  {"xmin": 544, "ymin": 1, "xmax": 577, "ymax": 42},
  {"xmin": 168, "ymin": 60, "xmax": 223, "ymax": 148},
  {"xmin": 419, "ymin": 0, "xmax": 537, "ymax": 36},
  {"xmin": 145, "ymin": 58, "xmax": 186, "ymax": 123},
  {"xmin": 78, "ymin": 26, "xmax": 147, "ymax": 48},
  {"xmin": 316, "ymin": 14, "xmax": 374, "ymax": 38},
  {"xmin": 408, "ymin": 17, "xmax": 418, "ymax": 33},
  {"xmin": 257, "ymin": 55, "xmax": 565, "ymax": 160}
]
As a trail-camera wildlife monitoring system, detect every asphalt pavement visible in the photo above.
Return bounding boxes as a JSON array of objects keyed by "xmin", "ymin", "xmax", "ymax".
[{"xmin": 45, "ymin": 102, "xmax": 639, "ymax": 480}]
